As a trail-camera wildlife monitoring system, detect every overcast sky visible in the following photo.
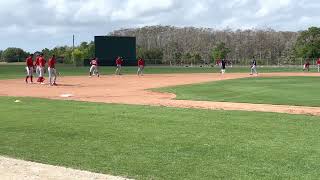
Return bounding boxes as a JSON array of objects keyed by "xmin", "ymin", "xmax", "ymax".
[{"xmin": 0, "ymin": 0, "xmax": 319, "ymax": 52}]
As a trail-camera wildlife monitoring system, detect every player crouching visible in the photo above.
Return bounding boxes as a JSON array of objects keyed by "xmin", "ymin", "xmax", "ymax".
[
  {"xmin": 89, "ymin": 57, "xmax": 100, "ymax": 77},
  {"xmin": 25, "ymin": 54, "xmax": 34, "ymax": 83},
  {"xmin": 48, "ymin": 55, "xmax": 58, "ymax": 86},
  {"xmin": 137, "ymin": 57, "xmax": 145, "ymax": 76}
]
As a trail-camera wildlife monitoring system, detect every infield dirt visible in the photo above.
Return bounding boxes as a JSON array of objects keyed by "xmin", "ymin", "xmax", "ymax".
[{"xmin": 1, "ymin": 72, "xmax": 320, "ymax": 116}]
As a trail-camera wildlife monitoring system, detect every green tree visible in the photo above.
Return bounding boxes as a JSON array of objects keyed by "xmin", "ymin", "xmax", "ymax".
[
  {"xmin": 212, "ymin": 42, "xmax": 231, "ymax": 61},
  {"xmin": 137, "ymin": 47, "xmax": 163, "ymax": 64},
  {"xmin": 1, "ymin": 47, "xmax": 28, "ymax": 62},
  {"xmin": 294, "ymin": 27, "xmax": 320, "ymax": 58},
  {"xmin": 0, "ymin": 50, "xmax": 3, "ymax": 62},
  {"xmin": 183, "ymin": 53, "xmax": 192, "ymax": 64},
  {"xmin": 192, "ymin": 53, "xmax": 202, "ymax": 64},
  {"xmin": 41, "ymin": 48, "xmax": 52, "ymax": 60},
  {"xmin": 72, "ymin": 48, "xmax": 84, "ymax": 66}
]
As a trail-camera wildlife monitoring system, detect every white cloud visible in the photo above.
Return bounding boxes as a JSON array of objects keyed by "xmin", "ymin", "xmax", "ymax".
[{"xmin": 0, "ymin": 0, "xmax": 319, "ymax": 51}]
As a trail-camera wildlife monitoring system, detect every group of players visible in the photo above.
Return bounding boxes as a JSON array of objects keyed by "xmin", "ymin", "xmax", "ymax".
[
  {"xmin": 88, "ymin": 56, "xmax": 145, "ymax": 77},
  {"xmin": 25, "ymin": 54, "xmax": 57, "ymax": 86},
  {"xmin": 218, "ymin": 57, "xmax": 258, "ymax": 75},
  {"xmin": 25, "ymin": 55, "xmax": 146, "ymax": 86},
  {"xmin": 26, "ymin": 55, "xmax": 320, "ymax": 85},
  {"xmin": 303, "ymin": 58, "xmax": 320, "ymax": 72}
]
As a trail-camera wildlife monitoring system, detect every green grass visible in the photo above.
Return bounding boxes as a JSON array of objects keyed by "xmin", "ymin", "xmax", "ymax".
[
  {"xmin": 1, "ymin": 96, "xmax": 320, "ymax": 179},
  {"xmin": 0, "ymin": 64, "xmax": 318, "ymax": 79},
  {"xmin": 156, "ymin": 76, "xmax": 320, "ymax": 107}
]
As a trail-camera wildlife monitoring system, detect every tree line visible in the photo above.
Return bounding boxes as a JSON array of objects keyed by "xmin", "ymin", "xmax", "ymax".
[
  {"xmin": 0, "ymin": 42, "xmax": 94, "ymax": 66},
  {"xmin": 1, "ymin": 26, "xmax": 319, "ymax": 65}
]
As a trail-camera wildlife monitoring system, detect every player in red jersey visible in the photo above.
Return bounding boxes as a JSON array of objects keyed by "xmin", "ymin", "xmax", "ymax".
[
  {"xmin": 34, "ymin": 54, "xmax": 40, "ymax": 77},
  {"xmin": 303, "ymin": 59, "xmax": 310, "ymax": 72},
  {"xmin": 48, "ymin": 55, "xmax": 58, "ymax": 86},
  {"xmin": 115, "ymin": 56, "xmax": 123, "ymax": 75},
  {"xmin": 25, "ymin": 54, "xmax": 34, "ymax": 83},
  {"xmin": 137, "ymin": 57, "xmax": 145, "ymax": 76},
  {"xmin": 37, "ymin": 54, "xmax": 46, "ymax": 84},
  {"xmin": 89, "ymin": 57, "xmax": 100, "ymax": 77},
  {"xmin": 317, "ymin": 58, "xmax": 320, "ymax": 72}
]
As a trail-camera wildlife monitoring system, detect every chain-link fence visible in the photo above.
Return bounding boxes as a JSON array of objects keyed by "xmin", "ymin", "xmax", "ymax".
[{"xmin": 144, "ymin": 58, "xmax": 320, "ymax": 68}]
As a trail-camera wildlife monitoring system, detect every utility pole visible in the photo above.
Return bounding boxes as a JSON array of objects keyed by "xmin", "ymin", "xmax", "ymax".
[
  {"xmin": 72, "ymin": 34, "xmax": 75, "ymax": 65},
  {"xmin": 72, "ymin": 34, "xmax": 75, "ymax": 50}
]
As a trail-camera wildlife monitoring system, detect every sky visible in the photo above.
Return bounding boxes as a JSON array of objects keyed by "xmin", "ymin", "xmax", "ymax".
[{"xmin": 0, "ymin": 0, "xmax": 319, "ymax": 52}]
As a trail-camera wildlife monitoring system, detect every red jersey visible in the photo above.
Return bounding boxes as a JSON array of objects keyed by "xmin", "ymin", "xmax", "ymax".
[
  {"xmin": 48, "ymin": 57, "xmax": 56, "ymax": 68},
  {"xmin": 35, "ymin": 56, "xmax": 40, "ymax": 66},
  {"xmin": 26, "ymin": 56, "xmax": 33, "ymax": 67},
  {"xmin": 91, "ymin": 59, "xmax": 98, "ymax": 66},
  {"xmin": 317, "ymin": 59, "xmax": 320, "ymax": 65},
  {"xmin": 305, "ymin": 62, "xmax": 310, "ymax": 67},
  {"xmin": 116, "ymin": 57, "xmax": 123, "ymax": 65},
  {"xmin": 39, "ymin": 57, "xmax": 46, "ymax": 67},
  {"xmin": 138, "ymin": 59, "xmax": 145, "ymax": 66}
]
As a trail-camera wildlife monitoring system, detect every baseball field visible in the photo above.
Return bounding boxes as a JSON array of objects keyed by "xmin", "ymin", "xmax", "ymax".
[{"xmin": 1, "ymin": 64, "xmax": 320, "ymax": 179}]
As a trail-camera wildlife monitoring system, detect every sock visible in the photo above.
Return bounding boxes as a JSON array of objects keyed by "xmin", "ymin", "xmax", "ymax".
[
  {"xmin": 30, "ymin": 76, "xmax": 33, "ymax": 82},
  {"xmin": 25, "ymin": 76, "xmax": 29, "ymax": 83}
]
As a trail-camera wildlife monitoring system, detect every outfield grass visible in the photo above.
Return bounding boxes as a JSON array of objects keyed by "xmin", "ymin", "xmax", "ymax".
[
  {"xmin": 156, "ymin": 76, "xmax": 320, "ymax": 107},
  {"xmin": 0, "ymin": 97, "xmax": 320, "ymax": 179},
  {"xmin": 0, "ymin": 64, "xmax": 318, "ymax": 79}
]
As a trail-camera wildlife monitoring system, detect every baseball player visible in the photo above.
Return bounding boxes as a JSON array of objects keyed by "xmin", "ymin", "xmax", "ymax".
[
  {"xmin": 317, "ymin": 58, "xmax": 320, "ymax": 72},
  {"xmin": 221, "ymin": 59, "xmax": 226, "ymax": 74},
  {"xmin": 25, "ymin": 54, "xmax": 34, "ymax": 83},
  {"xmin": 37, "ymin": 54, "xmax": 46, "ymax": 84},
  {"xmin": 303, "ymin": 59, "xmax": 310, "ymax": 72},
  {"xmin": 48, "ymin": 55, "xmax": 58, "ymax": 86},
  {"xmin": 89, "ymin": 57, "xmax": 100, "ymax": 77},
  {"xmin": 34, "ymin": 54, "xmax": 40, "ymax": 77},
  {"xmin": 115, "ymin": 56, "xmax": 123, "ymax": 75},
  {"xmin": 137, "ymin": 57, "xmax": 145, "ymax": 76},
  {"xmin": 250, "ymin": 56, "xmax": 258, "ymax": 75}
]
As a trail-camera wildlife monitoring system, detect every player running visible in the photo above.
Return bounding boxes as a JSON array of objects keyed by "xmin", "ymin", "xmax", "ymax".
[
  {"xmin": 250, "ymin": 56, "xmax": 258, "ymax": 75},
  {"xmin": 37, "ymin": 54, "xmax": 46, "ymax": 84},
  {"xmin": 221, "ymin": 59, "xmax": 226, "ymax": 74},
  {"xmin": 89, "ymin": 57, "xmax": 100, "ymax": 77},
  {"xmin": 48, "ymin": 55, "xmax": 58, "ymax": 86},
  {"xmin": 303, "ymin": 59, "xmax": 310, "ymax": 72},
  {"xmin": 25, "ymin": 54, "xmax": 34, "ymax": 84},
  {"xmin": 115, "ymin": 56, "xmax": 123, "ymax": 75},
  {"xmin": 317, "ymin": 58, "xmax": 320, "ymax": 72},
  {"xmin": 137, "ymin": 57, "xmax": 145, "ymax": 76}
]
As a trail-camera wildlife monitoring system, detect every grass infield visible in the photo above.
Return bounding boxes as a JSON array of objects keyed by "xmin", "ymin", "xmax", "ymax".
[
  {"xmin": 0, "ymin": 64, "xmax": 318, "ymax": 79},
  {"xmin": 0, "ymin": 97, "xmax": 320, "ymax": 179},
  {"xmin": 156, "ymin": 76, "xmax": 320, "ymax": 107}
]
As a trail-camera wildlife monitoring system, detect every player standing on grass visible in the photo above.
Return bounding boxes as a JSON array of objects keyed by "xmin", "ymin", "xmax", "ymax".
[
  {"xmin": 317, "ymin": 58, "xmax": 320, "ymax": 72},
  {"xmin": 37, "ymin": 54, "xmax": 46, "ymax": 84},
  {"xmin": 303, "ymin": 59, "xmax": 310, "ymax": 72},
  {"xmin": 221, "ymin": 59, "xmax": 226, "ymax": 74},
  {"xmin": 137, "ymin": 57, "xmax": 145, "ymax": 76},
  {"xmin": 89, "ymin": 57, "xmax": 100, "ymax": 77},
  {"xmin": 115, "ymin": 56, "xmax": 123, "ymax": 75},
  {"xmin": 48, "ymin": 55, "xmax": 58, "ymax": 86},
  {"xmin": 250, "ymin": 56, "xmax": 258, "ymax": 75},
  {"xmin": 25, "ymin": 54, "xmax": 34, "ymax": 84}
]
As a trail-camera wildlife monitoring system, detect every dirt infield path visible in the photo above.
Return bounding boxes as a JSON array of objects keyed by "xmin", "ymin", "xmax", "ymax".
[
  {"xmin": 1, "ymin": 73, "xmax": 320, "ymax": 116},
  {"xmin": 0, "ymin": 156, "xmax": 131, "ymax": 180}
]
